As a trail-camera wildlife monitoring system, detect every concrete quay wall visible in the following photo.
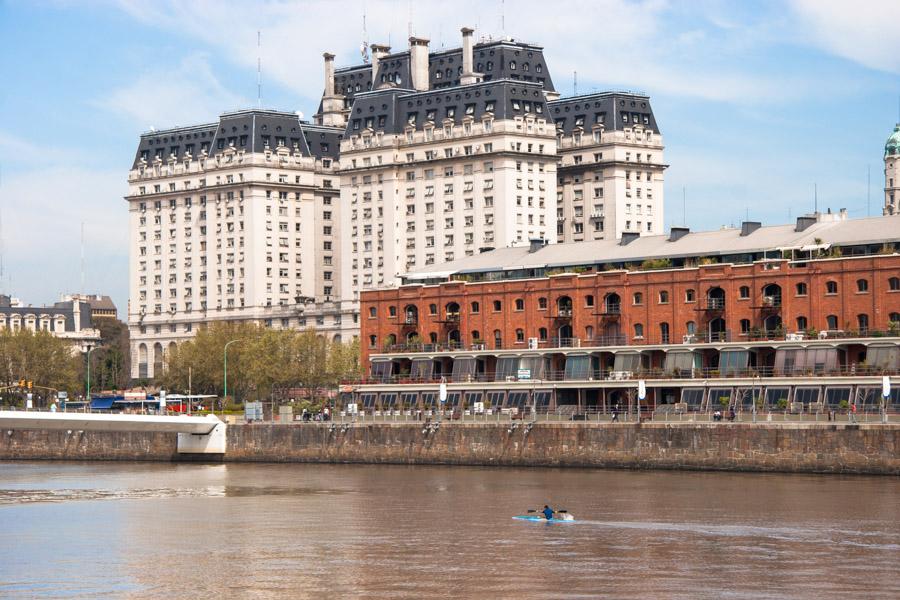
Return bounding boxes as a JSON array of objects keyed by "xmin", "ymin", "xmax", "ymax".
[{"xmin": 1, "ymin": 422, "xmax": 898, "ymax": 474}]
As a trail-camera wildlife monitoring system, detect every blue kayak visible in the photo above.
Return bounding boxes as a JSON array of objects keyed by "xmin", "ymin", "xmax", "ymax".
[{"xmin": 513, "ymin": 515, "xmax": 575, "ymax": 523}]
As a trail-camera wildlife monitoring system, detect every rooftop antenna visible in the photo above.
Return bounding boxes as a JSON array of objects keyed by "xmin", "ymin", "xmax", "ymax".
[
  {"xmin": 867, "ymin": 164, "xmax": 871, "ymax": 217},
  {"xmin": 573, "ymin": 70, "xmax": 577, "ymax": 96},
  {"xmin": 814, "ymin": 182, "xmax": 818, "ymax": 214},
  {"xmin": 407, "ymin": 0, "xmax": 413, "ymax": 38},
  {"xmin": 682, "ymin": 186, "xmax": 686, "ymax": 226},
  {"xmin": 256, "ymin": 30, "xmax": 262, "ymax": 107},
  {"xmin": 80, "ymin": 221, "xmax": 85, "ymax": 293},
  {"xmin": 360, "ymin": 8, "xmax": 369, "ymax": 63},
  {"xmin": 501, "ymin": 0, "xmax": 505, "ymax": 35}
]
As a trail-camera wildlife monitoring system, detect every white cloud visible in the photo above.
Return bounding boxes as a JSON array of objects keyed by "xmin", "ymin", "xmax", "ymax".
[
  {"xmin": 96, "ymin": 53, "xmax": 250, "ymax": 129},
  {"xmin": 0, "ymin": 166, "xmax": 129, "ymax": 310},
  {"xmin": 110, "ymin": 0, "xmax": 792, "ymax": 107},
  {"xmin": 790, "ymin": 0, "xmax": 900, "ymax": 74}
]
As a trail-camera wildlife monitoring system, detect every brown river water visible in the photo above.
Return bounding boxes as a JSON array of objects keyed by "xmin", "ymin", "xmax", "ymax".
[{"xmin": 0, "ymin": 461, "xmax": 898, "ymax": 599}]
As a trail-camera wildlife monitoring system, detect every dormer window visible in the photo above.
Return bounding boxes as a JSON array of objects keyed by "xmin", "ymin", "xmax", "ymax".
[
  {"xmin": 574, "ymin": 115, "xmax": 585, "ymax": 127},
  {"xmin": 446, "ymin": 107, "xmax": 456, "ymax": 119},
  {"xmin": 512, "ymin": 100, "xmax": 521, "ymax": 110},
  {"xmin": 465, "ymin": 104, "xmax": 475, "ymax": 115},
  {"xmin": 509, "ymin": 60, "xmax": 516, "ymax": 70},
  {"xmin": 407, "ymin": 112, "xmax": 417, "ymax": 125},
  {"xmin": 426, "ymin": 109, "xmax": 436, "ymax": 121},
  {"xmin": 485, "ymin": 101, "xmax": 495, "ymax": 112}
]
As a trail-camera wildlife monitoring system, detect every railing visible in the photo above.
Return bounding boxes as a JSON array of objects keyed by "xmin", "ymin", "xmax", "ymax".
[
  {"xmin": 349, "ymin": 365, "xmax": 900, "ymax": 386},
  {"xmin": 703, "ymin": 298, "xmax": 726, "ymax": 311},
  {"xmin": 601, "ymin": 303, "xmax": 621, "ymax": 315},
  {"xmin": 378, "ymin": 328, "xmax": 899, "ymax": 355}
]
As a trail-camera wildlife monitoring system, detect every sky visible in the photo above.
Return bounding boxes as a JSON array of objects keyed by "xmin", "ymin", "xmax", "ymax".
[{"xmin": 1, "ymin": 0, "xmax": 899, "ymax": 317}]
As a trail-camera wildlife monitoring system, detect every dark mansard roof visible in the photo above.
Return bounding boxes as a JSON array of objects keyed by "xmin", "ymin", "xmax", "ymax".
[
  {"xmin": 131, "ymin": 109, "xmax": 344, "ymax": 169},
  {"xmin": 548, "ymin": 92, "xmax": 661, "ymax": 135}
]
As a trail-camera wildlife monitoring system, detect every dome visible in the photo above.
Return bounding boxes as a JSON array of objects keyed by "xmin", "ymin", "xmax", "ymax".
[{"xmin": 886, "ymin": 124, "xmax": 900, "ymax": 157}]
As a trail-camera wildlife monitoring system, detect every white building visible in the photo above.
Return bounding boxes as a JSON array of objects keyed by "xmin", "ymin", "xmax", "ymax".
[
  {"xmin": 885, "ymin": 123, "xmax": 900, "ymax": 216},
  {"xmin": 125, "ymin": 109, "xmax": 355, "ymax": 379}
]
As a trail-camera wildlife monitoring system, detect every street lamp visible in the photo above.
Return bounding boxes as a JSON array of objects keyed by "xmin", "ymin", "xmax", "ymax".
[
  {"xmin": 85, "ymin": 345, "xmax": 102, "ymax": 408},
  {"xmin": 223, "ymin": 339, "xmax": 242, "ymax": 413}
]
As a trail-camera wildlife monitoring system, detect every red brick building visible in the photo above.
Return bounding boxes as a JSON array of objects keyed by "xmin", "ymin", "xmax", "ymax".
[{"xmin": 350, "ymin": 213, "xmax": 900, "ymax": 416}]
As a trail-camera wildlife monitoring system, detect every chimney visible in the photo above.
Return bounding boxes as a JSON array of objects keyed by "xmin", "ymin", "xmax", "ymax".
[
  {"xmin": 669, "ymin": 226, "xmax": 689, "ymax": 242},
  {"xmin": 740, "ymin": 221, "xmax": 761, "ymax": 236},
  {"xmin": 371, "ymin": 44, "xmax": 390, "ymax": 81},
  {"xmin": 528, "ymin": 238, "xmax": 546, "ymax": 253},
  {"xmin": 795, "ymin": 215, "xmax": 817, "ymax": 232},
  {"xmin": 323, "ymin": 52, "xmax": 336, "ymax": 96},
  {"xmin": 620, "ymin": 232, "xmax": 640, "ymax": 245},
  {"xmin": 460, "ymin": 27, "xmax": 478, "ymax": 85},
  {"xmin": 409, "ymin": 36, "xmax": 430, "ymax": 91},
  {"xmin": 320, "ymin": 52, "xmax": 345, "ymax": 127}
]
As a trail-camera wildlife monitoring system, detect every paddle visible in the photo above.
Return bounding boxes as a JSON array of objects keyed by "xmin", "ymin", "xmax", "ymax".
[{"xmin": 526, "ymin": 508, "xmax": 568, "ymax": 514}]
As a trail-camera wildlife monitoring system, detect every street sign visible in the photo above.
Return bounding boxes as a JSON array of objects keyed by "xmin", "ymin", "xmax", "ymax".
[
  {"xmin": 638, "ymin": 380, "xmax": 646, "ymax": 400},
  {"xmin": 473, "ymin": 401, "xmax": 485, "ymax": 414},
  {"xmin": 347, "ymin": 403, "xmax": 358, "ymax": 414},
  {"xmin": 517, "ymin": 368, "xmax": 531, "ymax": 380},
  {"xmin": 58, "ymin": 391, "xmax": 68, "ymax": 400},
  {"xmin": 26, "ymin": 393, "xmax": 33, "ymax": 410}
]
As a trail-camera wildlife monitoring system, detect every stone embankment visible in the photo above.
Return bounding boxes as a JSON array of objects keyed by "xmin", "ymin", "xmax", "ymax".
[{"xmin": 1, "ymin": 422, "xmax": 898, "ymax": 474}]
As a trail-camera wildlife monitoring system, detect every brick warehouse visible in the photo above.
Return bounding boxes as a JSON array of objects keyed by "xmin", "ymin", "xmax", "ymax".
[{"xmin": 347, "ymin": 212, "xmax": 900, "ymax": 416}]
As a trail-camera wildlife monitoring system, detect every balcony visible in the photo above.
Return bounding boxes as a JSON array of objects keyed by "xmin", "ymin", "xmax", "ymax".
[{"xmin": 702, "ymin": 298, "xmax": 726, "ymax": 311}]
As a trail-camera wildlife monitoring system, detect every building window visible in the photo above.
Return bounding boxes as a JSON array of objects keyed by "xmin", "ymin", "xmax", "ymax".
[
  {"xmin": 516, "ymin": 328, "xmax": 525, "ymax": 342},
  {"xmin": 740, "ymin": 319, "xmax": 751, "ymax": 334},
  {"xmin": 493, "ymin": 300, "xmax": 502, "ymax": 312},
  {"xmin": 368, "ymin": 307, "xmax": 376, "ymax": 318},
  {"xmin": 633, "ymin": 323, "xmax": 644, "ymax": 339},
  {"xmin": 369, "ymin": 335, "xmax": 377, "ymax": 348},
  {"xmin": 856, "ymin": 279, "xmax": 869, "ymax": 293},
  {"xmin": 685, "ymin": 289, "xmax": 695, "ymax": 303},
  {"xmin": 739, "ymin": 286, "xmax": 750, "ymax": 299},
  {"xmin": 632, "ymin": 292, "xmax": 643, "ymax": 305},
  {"xmin": 889, "ymin": 277, "xmax": 900, "ymax": 291},
  {"xmin": 471, "ymin": 301, "xmax": 480, "ymax": 313},
  {"xmin": 858, "ymin": 314, "xmax": 869, "ymax": 332},
  {"xmin": 585, "ymin": 294, "xmax": 594, "ymax": 307},
  {"xmin": 658, "ymin": 290, "xmax": 669, "ymax": 304},
  {"xmin": 889, "ymin": 312, "xmax": 900, "ymax": 325},
  {"xmin": 796, "ymin": 316, "xmax": 808, "ymax": 331},
  {"xmin": 795, "ymin": 282, "xmax": 807, "ymax": 296},
  {"xmin": 429, "ymin": 303, "xmax": 437, "ymax": 316},
  {"xmin": 538, "ymin": 297, "xmax": 548, "ymax": 310},
  {"xmin": 515, "ymin": 298, "xmax": 524, "ymax": 311},
  {"xmin": 388, "ymin": 306, "xmax": 397, "ymax": 317},
  {"xmin": 826, "ymin": 314, "xmax": 838, "ymax": 330},
  {"xmin": 539, "ymin": 327, "xmax": 548, "ymax": 340},
  {"xmin": 826, "ymin": 281, "xmax": 838, "ymax": 295},
  {"xmin": 659, "ymin": 322, "xmax": 670, "ymax": 344}
]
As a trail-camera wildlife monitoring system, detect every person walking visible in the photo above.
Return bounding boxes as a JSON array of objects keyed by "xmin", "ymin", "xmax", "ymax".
[{"xmin": 611, "ymin": 402, "xmax": 620, "ymax": 422}]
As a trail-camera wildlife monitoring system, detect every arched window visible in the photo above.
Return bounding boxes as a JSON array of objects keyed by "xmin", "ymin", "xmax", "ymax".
[
  {"xmin": 138, "ymin": 343, "xmax": 148, "ymax": 378},
  {"xmin": 509, "ymin": 60, "xmax": 517, "ymax": 70},
  {"xmin": 471, "ymin": 330, "xmax": 481, "ymax": 342},
  {"xmin": 516, "ymin": 328, "xmax": 525, "ymax": 342},
  {"xmin": 826, "ymin": 281, "xmax": 838, "ymax": 294},
  {"xmin": 796, "ymin": 316, "xmax": 808, "ymax": 331},
  {"xmin": 796, "ymin": 282, "xmax": 807, "ymax": 296},
  {"xmin": 826, "ymin": 315, "xmax": 838, "ymax": 330},
  {"xmin": 858, "ymin": 314, "xmax": 869, "ymax": 332},
  {"xmin": 404, "ymin": 305, "xmax": 418, "ymax": 324},
  {"xmin": 539, "ymin": 327, "xmax": 548, "ymax": 340},
  {"xmin": 739, "ymin": 286, "xmax": 750, "ymax": 299},
  {"xmin": 634, "ymin": 323, "xmax": 644, "ymax": 339},
  {"xmin": 429, "ymin": 332, "xmax": 438, "ymax": 344},
  {"xmin": 523, "ymin": 62, "xmax": 530, "ymax": 72},
  {"xmin": 493, "ymin": 329, "xmax": 502, "ymax": 348},
  {"xmin": 605, "ymin": 293, "xmax": 621, "ymax": 314},
  {"xmin": 445, "ymin": 302, "xmax": 460, "ymax": 318},
  {"xmin": 429, "ymin": 303, "xmax": 437, "ymax": 315},
  {"xmin": 659, "ymin": 322, "xmax": 670, "ymax": 343},
  {"xmin": 538, "ymin": 297, "xmax": 548, "ymax": 309},
  {"xmin": 632, "ymin": 292, "xmax": 643, "ymax": 305},
  {"xmin": 857, "ymin": 279, "xmax": 869, "ymax": 293},
  {"xmin": 890, "ymin": 277, "xmax": 900, "ymax": 291},
  {"xmin": 493, "ymin": 300, "xmax": 502, "ymax": 311},
  {"xmin": 585, "ymin": 325, "xmax": 594, "ymax": 339},
  {"xmin": 685, "ymin": 289, "xmax": 696, "ymax": 302},
  {"xmin": 471, "ymin": 301, "xmax": 480, "ymax": 313},
  {"xmin": 515, "ymin": 298, "xmax": 524, "ymax": 311},
  {"xmin": 388, "ymin": 305, "xmax": 397, "ymax": 317},
  {"xmin": 368, "ymin": 335, "xmax": 377, "ymax": 348},
  {"xmin": 658, "ymin": 290, "xmax": 669, "ymax": 304}
]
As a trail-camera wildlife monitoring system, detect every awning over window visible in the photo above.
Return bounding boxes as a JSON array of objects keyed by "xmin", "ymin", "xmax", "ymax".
[{"xmin": 90, "ymin": 398, "xmax": 115, "ymax": 410}]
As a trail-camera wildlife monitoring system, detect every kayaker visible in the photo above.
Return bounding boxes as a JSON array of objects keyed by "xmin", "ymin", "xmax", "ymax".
[{"xmin": 542, "ymin": 505, "xmax": 555, "ymax": 520}]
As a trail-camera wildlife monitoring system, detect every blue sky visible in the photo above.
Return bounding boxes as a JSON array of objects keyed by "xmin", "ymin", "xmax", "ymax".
[{"xmin": 1, "ymin": 0, "xmax": 899, "ymax": 317}]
